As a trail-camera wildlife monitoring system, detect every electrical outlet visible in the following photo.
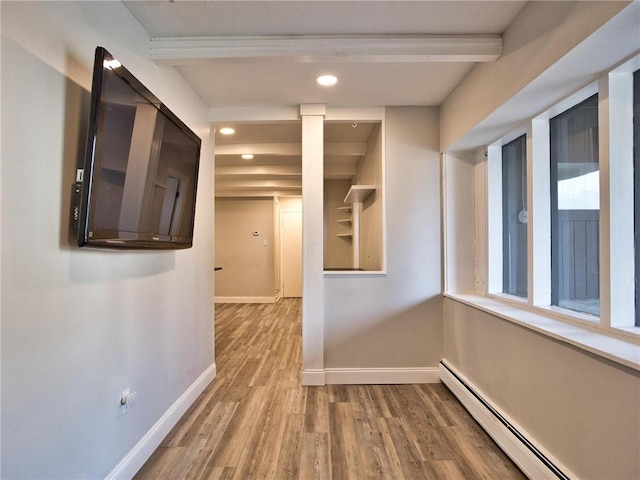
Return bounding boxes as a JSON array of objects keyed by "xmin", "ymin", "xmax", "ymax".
[
  {"xmin": 120, "ymin": 389, "xmax": 130, "ymax": 416},
  {"xmin": 120, "ymin": 389, "xmax": 137, "ymax": 416}
]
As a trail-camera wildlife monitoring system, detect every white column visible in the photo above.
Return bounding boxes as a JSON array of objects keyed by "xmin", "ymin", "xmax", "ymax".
[
  {"xmin": 599, "ymin": 73, "xmax": 634, "ymax": 328},
  {"xmin": 351, "ymin": 203, "xmax": 360, "ymax": 269},
  {"xmin": 473, "ymin": 148, "xmax": 488, "ymax": 295},
  {"xmin": 486, "ymin": 145, "xmax": 503, "ymax": 294},
  {"xmin": 300, "ymin": 104, "xmax": 325, "ymax": 385},
  {"xmin": 528, "ymin": 119, "xmax": 551, "ymax": 307}
]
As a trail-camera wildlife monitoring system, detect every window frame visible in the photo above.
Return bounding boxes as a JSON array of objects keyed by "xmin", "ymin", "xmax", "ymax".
[
  {"xmin": 477, "ymin": 57, "xmax": 640, "ymax": 339},
  {"xmin": 549, "ymin": 93, "xmax": 600, "ymax": 316},
  {"xmin": 501, "ymin": 134, "xmax": 528, "ymax": 298},
  {"xmin": 486, "ymin": 128, "xmax": 526, "ymax": 299},
  {"xmin": 633, "ymin": 68, "xmax": 640, "ymax": 328}
]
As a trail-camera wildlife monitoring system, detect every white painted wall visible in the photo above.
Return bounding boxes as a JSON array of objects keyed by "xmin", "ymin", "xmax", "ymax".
[
  {"xmin": 442, "ymin": 152, "xmax": 476, "ymax": 294},
  {"xmin": 214, "ymin": 198, "xmax": 275, "ymax": 299},
  {"xmin": 0, "ymin": 2, "xmax": 214, "ymax": 478},
  {"xmin": 440, "ymin": 3, "xmax": 640, "ymax": 479},
  {"xmin": 324, "ymin": 108, "xmax": 442, "ymax": 369}
]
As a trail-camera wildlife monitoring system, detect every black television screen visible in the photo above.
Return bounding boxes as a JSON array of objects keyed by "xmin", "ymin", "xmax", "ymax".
[{"xmin": 75, "ymin": 47, "xmax": 201, "ymax": 249}]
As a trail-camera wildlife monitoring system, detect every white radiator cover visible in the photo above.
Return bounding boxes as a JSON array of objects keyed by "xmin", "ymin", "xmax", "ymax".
[{"xmin": 439, "ymin": 361, "xmax": 577, "ymax": 480}]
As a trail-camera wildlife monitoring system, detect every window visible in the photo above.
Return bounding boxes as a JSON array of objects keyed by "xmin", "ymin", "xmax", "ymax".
[
  {"xmin": 550, "ymin": 94, "xmax": 600, "ymax": 316},
  {"xmin": 445, "ymin": 55, "xmax": 640, "ymax": 340},
  {"xmin": 502, "ymin": 135, "xmax": 527, "ymax": 297}
]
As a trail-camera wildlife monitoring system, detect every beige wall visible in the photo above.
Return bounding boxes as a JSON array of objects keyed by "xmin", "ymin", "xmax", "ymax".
[
  {"xmin": 215, "ymin": 198, "xmax": 275, "ymax": 298},
  {"xmin": 277, "ymin": 196, "xmax": 302, "ymax": 295},
  {"xmin": 440, "ymin": 3, "xmax": 640, "ymax": 478},
  {"xmin": 323, "ymin": 180, "xmax": 352, "ymax": 269},
  {"xmin": 444, "ymin": 300, "xmax": 640, "ymax": 480},
  {"xmin": 443, "ymin": 151, "xmax": 480, "ymax": 294},
  {"xmin": 278, "ymin": 196, "xmax": 302, "ymax": 213},
  {"xmin": 0, "ymin": 2, "xmax": 214, "ymax": 478},
  {"xmin": 355, "ymin": 123, "xmax": 383, "ymax": 271},
  {"xmin": 324, "ymin": 107, "xmax": 442, "ymax": 369}
]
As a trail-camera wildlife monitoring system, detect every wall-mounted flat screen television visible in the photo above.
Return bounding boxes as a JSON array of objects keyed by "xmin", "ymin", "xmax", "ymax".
[{"xmin": 74, "ymin": 46, "xmax": 201, "ymax": 249}]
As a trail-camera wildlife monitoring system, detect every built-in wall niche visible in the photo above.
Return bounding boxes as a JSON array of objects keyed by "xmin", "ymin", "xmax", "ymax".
[{"xmin": 323, "ymin": 121, "xmax": 384, "ymax": 272}]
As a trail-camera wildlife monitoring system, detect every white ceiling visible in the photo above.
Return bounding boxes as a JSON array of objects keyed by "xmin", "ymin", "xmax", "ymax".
[
  {"xmin": 123, "ymin": 0, "xmax": 527, "ymax": 196},
  {"xmin": 125, "ymin": 1, "xmax": 525, "ymax": 38},
  {"xmin": 125, "ymin": 1, "xmax": 526, "ymax": 108}
]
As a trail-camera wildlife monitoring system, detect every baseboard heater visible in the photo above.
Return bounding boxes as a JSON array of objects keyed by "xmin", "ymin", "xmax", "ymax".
[{"xmin": 439, "ymin": 361, "xmax": 572, "ymax": 480}]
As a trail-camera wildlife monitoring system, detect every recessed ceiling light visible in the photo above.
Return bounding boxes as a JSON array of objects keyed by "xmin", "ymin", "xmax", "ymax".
[
  {"xmin": 219, "ymin": 127, "xmax": 235, "ymax": 135},
  {"xmin": 241, "ymin": 154, "xmax": 254, "ymax": 160},
  {"xmin": 316, "ymin": 74, "xmax": 338, "ymax": 86}
]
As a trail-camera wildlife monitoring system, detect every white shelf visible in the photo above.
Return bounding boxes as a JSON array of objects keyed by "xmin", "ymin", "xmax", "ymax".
[
  {"xmin": 337, "ymin": 206, "xmax": 352, "ymax": 212},
  {"xmin": 344, "ymin": 185, "xmax": 376, "ymax": 203},
  {"xmin": 336, "ymin": 233, "xmax": 352, "ymax": 239},
  {"xmin": 337, "ymin": 219, "xmax": 352, "ymax": 224}
]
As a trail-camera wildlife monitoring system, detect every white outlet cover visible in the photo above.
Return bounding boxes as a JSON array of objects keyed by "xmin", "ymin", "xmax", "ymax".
[{"xmin": 120, "ymin": 389, "xmax": 132, "ymax": 416}]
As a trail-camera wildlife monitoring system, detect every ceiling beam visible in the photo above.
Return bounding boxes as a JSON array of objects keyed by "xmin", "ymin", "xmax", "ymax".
[
  {"xmin": 325, "ymin": 143, "xmax": 367, "ymax": 156},
  {"xmin": 216, "ymin": 179, "xmax": 302, "ymax": 190},
  {"xmin": 215, "ymin": 164, "xmax": 355, "ymax": 180},
  {"xmin": 151, "ymin": 35, "xmax": 502, "ymax": 65},
  {"xmin": 216, "ymin": 190, "xmax": 302, "ymax": 198},
  {"xmin": 208, "ymin": 106, "xmax": 384, "ymax": 123},
  {"xmin": 216, "ymin": 174, "xmax": 302, "ymax": 183},
  {"xmin": 215, "ymin": 165, "xmax": 302, "ymax": 176},
  {"xmin": 215, "ymin": 143, "xmax": 367, "ymax": 156},
  {"xmin": 324, "ymin": 164, "xmax": 357, "ymax": 179},
  {"xmin": 216, "ymin": 157, "xmax": 301, "ymax": 167},
  {"xmin": 216, "ymin": 143, "xmax": 300, "ymax": 156}
]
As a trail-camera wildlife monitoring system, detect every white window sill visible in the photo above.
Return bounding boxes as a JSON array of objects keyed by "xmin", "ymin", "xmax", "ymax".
[{"xmin": 444, "ymin": 293, "xmax": 640, "ymax": 372}]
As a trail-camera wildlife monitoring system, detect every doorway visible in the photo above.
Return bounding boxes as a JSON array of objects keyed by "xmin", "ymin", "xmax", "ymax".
[
  {"xmin": 214, "ymin": 122, "xmax": 302, "ymax": 303},
  {"xmin": 281, "ymin": 209, "xmax": 302, "ymax": 297}
]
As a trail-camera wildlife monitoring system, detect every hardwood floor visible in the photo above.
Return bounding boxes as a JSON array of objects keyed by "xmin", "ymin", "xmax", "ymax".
[{"xmin": 135, "ymin": 299, "xmax": 525, "ymax": 480}]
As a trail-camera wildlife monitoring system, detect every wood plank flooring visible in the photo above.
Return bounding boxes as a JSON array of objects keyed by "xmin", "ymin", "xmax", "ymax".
[{"xmin": 134, "ymin": 299, "xmax": 525, "ymax": 480}]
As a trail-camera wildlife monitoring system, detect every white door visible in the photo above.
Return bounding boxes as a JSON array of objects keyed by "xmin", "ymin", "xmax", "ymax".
[{"xmin": 281, "ymin": 210, "xmax": 302, "ymax": 297}]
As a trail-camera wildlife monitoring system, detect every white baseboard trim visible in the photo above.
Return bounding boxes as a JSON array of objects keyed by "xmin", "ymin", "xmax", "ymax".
[
  {"xmin": 301, "ymin": 369, "xmax": 326, "ymax": 386},
  {"xmin": 214, "ymin": 296, "xmax": 276, "ymax": 304},
  {"xmin": 104, "ymin": 363, "xmax": 217, "ymax": 480},
  {"xmin": 325, "ymin": 367, "xmax": 440, "ymax": 384},
  {"xmin": 439, "ymin": 360, "xmax": 575, "ymax": 480}
]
